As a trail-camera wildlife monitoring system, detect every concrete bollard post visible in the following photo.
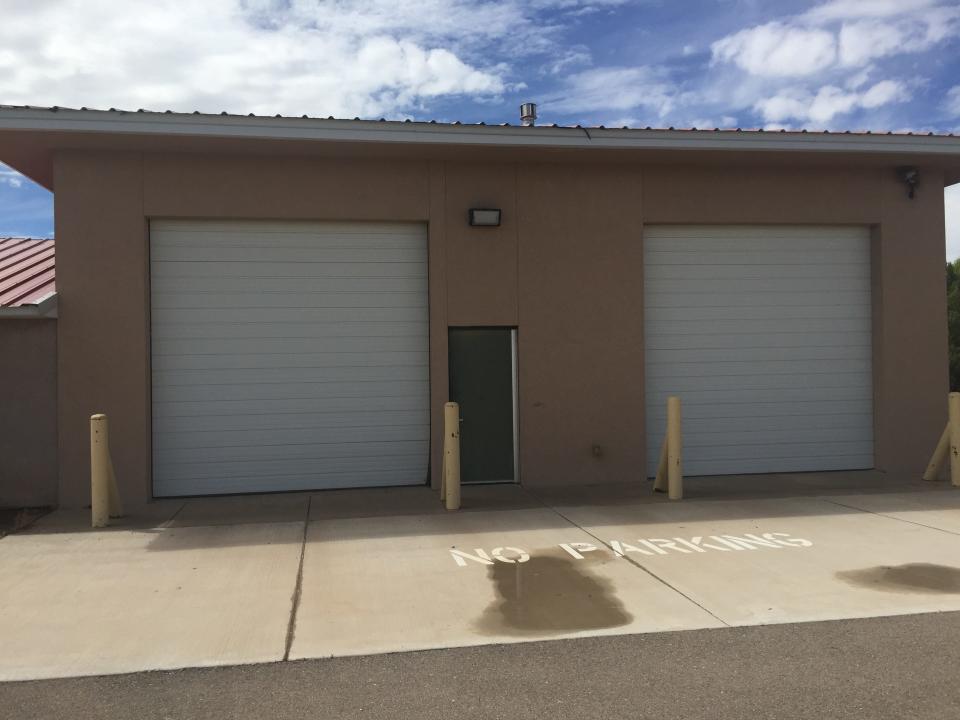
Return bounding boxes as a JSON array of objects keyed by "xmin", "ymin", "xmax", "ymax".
[
  {"xmin": 666, "ymin": 396, "xmax": 683, "ymax": 500},
  {"xmin": 950, "ymin": 393, "xmax": 960, "ymax": 488},
  {"xmin": 443, "ymin": 402, "xmax": 461, "ymax": 511},
  {"xmin": 922, "ymin": 423, "xmax": 950, "ymax": 482},
  {"xmin": 90, "ymin": 414, "xmax": 111, "ymax": 528}
]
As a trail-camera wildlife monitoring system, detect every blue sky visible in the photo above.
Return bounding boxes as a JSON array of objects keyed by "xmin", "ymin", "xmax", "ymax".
[{"xmin": 2, "ymin": 0, "xmax": 959, "ymax": 250}]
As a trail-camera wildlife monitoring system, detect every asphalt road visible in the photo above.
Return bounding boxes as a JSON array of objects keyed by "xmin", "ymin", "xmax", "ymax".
[{"xmin": 3, "ymin": 612, "xmax": 959, "ymax": 720}]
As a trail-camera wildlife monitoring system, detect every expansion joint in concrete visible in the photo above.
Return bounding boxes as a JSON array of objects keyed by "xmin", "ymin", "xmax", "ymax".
[
  {"xmin": 523, "ymin": 486, "xmax": 732, "ymax": 628},
  {"xmin": 822, "ymin": 496, "xmax": 960, "ymax": 538},
  {"xmin": 284, "ymin": 496, "xmax": 312, "ymax": 661}
]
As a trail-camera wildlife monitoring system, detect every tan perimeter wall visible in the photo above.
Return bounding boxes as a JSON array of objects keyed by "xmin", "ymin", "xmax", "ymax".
[
  {"xmin": 53, "ymin": 150, "xmax": 949, "ymax": 506},
  {"xmin": 0, "ymin": 320, "xmax": 58, "ymax": 507}
]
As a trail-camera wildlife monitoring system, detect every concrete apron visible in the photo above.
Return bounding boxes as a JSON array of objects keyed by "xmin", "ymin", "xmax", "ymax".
[{"xmin": 2, "ymin": 485, "xmax": 960, "ymax": 681}]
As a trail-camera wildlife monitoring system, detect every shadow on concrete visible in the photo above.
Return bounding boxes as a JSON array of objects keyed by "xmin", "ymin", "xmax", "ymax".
[{"xmin": 10, "ymin": 470, "xmax": 960, "ymax": 551}]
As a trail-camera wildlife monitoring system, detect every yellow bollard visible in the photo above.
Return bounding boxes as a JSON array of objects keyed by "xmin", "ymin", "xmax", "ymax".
[
  {"xmin": 666, "ymin": 396, "xmax": 683, "ymax": 500},
  {"xmin": 922, "ymin": 423, "xmax": 950, "ymax": 482},
  {"xmin": 443, "ymin": 402, "xmax": 461, "ymax": 511},
  {"xmin": 950, "ymin": 393, "xmax": 960, "ymax": 488},
  {"xmin": 91, "ymin": 414, "xmax": 123, "ymax": 528},
  {"xmin": 90, "ymin": 414, "xmax": 111, "ymax": 528}
]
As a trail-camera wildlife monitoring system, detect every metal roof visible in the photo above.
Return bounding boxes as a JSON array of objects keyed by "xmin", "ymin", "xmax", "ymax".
[
  {"xmin": 2, "ymin": 103, "xmax": 957, "ymax": 138},
  {"xmin": 2, "ymin": 105, "xmax": 959, "ymax": 156},
  {"xmin": 0, "ymin": 237, "xmax": 55, "ymax": 309}
]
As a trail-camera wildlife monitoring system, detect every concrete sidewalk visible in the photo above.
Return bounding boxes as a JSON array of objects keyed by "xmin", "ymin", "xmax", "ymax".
[{"xmin": 2, "ymin": 473, "xmax": 960, "ymax": 681}]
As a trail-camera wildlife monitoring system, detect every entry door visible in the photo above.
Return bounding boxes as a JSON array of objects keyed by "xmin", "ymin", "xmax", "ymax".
[
  {"xmin": 448, "ymin": 328, "xmax": 518, "ymax": 484},
  {"xmin": 644, "ymin": 225, "xmax": 874, "ymax": 477},
  {"xmin": 150, "ymin": 219, "xmax": 430, "ymax": 497}
]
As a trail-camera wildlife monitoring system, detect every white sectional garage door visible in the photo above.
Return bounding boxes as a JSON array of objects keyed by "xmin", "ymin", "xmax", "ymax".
[
  {"xmin": 644, "ymin": 225, "xmax": 873, "ymax": 477},
  {"xmin": 150, "ymin": 220, "xmax": 429, "ymax": 497}
]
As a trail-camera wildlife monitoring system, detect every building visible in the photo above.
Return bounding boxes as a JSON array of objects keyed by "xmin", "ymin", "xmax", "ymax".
[{"xmin": 0, "ymin": 105, "xmax": 958, "ymax": 507}]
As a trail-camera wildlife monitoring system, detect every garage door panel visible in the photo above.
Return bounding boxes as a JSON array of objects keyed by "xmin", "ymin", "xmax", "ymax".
[
  {"xmin": 153, "ymin": 291, "xmax": 427, "ymax": 310},
  {"xmin": 154, "ymin": 423, "xmax": 429, "ymax": 452},
  {"xmin": 648, "ymin": 385, "xmax": 871, "ymax": 405},
  {"xmin": 645, "ymin": 249, "xmax": 867, "ymax": 266},
  {"xmin": 152, "ymin": 334, "xmax": 427, "ymax": 356},
  {"xmin": 152, "ymin": 275, "xmax": 427, "ymax": 294},
  {"xmin": 650, "ymin": 304, "xmax": 871, "ymax": 322},
  {"xmin": 685, "ymin": 454, "xmax": 873, "ymax": 476},
  {"xmin": 683, "ymin": 426, "xmax": 874, "ymax": 448},
  {"xmin": 154, "ymin": 365, "xmax": 428, "ymax": 388},
  {"xmin": 152, "ymin": 350, "xmax": 429, "ymax": 371},
  {"xmin": 646, "ymin": 331, "xmax": 870, "ymax": 351},
  {"xmin": 151, "ymin": 243, "xmax": 427, "ymax": 263},
  {"xmin": 152, "ymin": 261, "xmax": 427, "ymax": 279},
  {"xmin": 644, "ymin": 224, "xmax": 873, "ymax": 476},
  {"xmin": 649, "ymin": 263, "xmax": 869, "ymax": 280},
  {"xmin": 166, "ymin": 307, "xmax": 426, "ymax": 324},
  {"xmin": 153, "ymin": 395, "xmax": 427, "ymax": 417},
  {"xmin": 168, "ymin": 470, "xmax": 426, "ymax": 496},
  {"xmin": 157, "ymin": 440, "xmax": 428, "ymax": 465},
  {"xmin": 646, "ymin": 317, "xmax": 870, "ymax": 336},
  {"xmin": 646, "ymin": 358, "xmax": 871, "ymax": 378},
  {"xmin": 647, "ymin": 372, "xmax": 871, "ymax": 393},
  {"xmin": 155, "ymin": 379, "xmax": 429, "ymax": 403},
  {"xmin": 681, "ymin": 440, "xmax": 874, "ymax": 462},
  {"xmin": 151, "ymin": 220, "xmax": 430, "ymax": 496},
  {"xmin": 648, "ymin": 345, "xmax": 872, "ymax": 364},
  {"xmin": 155, "ymin": 454, "xmax": 428, "ymax": 482},
  {"xmin": 154, "ymin": 409, "xmax": 429, "ymax": 434},
  {"xmin": 646, "ymin": 291, "xmax": 869, "ymax": 309},
  {"xmin": 152, "ymin": 320, "xmax": 427, "ymax": 341},
  {"xmin": 648, "ymin": 399, "xmax": 871, "ymax": 421},
  {"xmin": 662, "ymin": 412, "xmax": 874, "ymax": 434},
  {"xmin": 645, "ymin": 276, "xmax": 871, "ymax": 294}
]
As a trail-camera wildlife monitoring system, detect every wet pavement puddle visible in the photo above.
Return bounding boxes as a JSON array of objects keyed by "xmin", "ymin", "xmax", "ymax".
[
  {"xmin": 475, "ymin": 551, "xmax": 633, "ymax": 636},
  {"xmin": 836, "ymin": 563, "xmax": 960, "ymax": 594}
]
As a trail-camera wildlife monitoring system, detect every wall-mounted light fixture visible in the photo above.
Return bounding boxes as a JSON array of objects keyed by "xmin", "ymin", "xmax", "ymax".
[
  {"xmin": 468, "ymin": 208, "xmax": 501, "ymax": 227},
  {"xmin": 897, "ymin": 166, "xmax": 919, "ymax": 199}
]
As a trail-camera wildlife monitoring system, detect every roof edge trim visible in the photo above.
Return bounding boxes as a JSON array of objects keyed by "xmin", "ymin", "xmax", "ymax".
[
  {"xmin": 0, "ymin": 291, "xmax": 57, "ymax": 318},
  {"xmin": 2, "ymin": 107, "xmax": 960, "ymax": 156}
]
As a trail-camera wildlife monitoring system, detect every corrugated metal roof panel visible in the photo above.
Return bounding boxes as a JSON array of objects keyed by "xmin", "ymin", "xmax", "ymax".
[
  {"xmin": 1, "ymin": 104, "xmax": 956, "ymax": 138},
  {"xmin": 0, "ymin": 238, "xmax": 55, "ymax": 307}
]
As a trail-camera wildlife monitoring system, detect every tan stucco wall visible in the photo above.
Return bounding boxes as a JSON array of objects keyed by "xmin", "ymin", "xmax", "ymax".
[
  {"xmin": 0, "ymin": 320, "xmax": 58, "ymax": 507},
  {"xmin": 52, "ymin": 149, "xmax": 949, "ymax": 505}
]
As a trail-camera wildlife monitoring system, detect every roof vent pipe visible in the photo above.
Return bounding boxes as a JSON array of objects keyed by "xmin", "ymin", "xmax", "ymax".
[{"xmin": 520, "ymin": 103, "xmax": 537, "ymax": 126}]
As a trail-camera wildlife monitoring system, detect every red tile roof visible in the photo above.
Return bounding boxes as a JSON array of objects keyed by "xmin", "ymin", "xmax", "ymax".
[{"xmin": 0, "ymin": 237, "xmax": 55, "ymax": 307}]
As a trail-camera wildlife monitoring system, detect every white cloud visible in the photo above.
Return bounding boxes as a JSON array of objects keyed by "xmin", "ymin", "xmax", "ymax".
[
  {"xmin": 0, "ymin": 168, "xmax": 24, "ymax": 188},
  {"xmin": 711, "ymin": 1, "xmax": 960, "ymax": 78},
  {"xmin": 859, "ymin": 79, "xmax": 908, "ymax": 107},
  {"xmin": 802, "ymin": 0, "xmax": 943, "ymax": 23},
  {"xmin": 946, "ymin": 184, "xmax": 960, "ymax": 260},
  {"xmin": 946, "ymin": 86, "xmax": 960, "ymax": 118},
  {"xmin": 837, "ymin": 21, "xmax": 908, "ymax": 66},
  {"xmin": 711, "ymin": 23, "xmax": 837, "ymax": 77},
  {"xmin": 545, "ymin": 66, "xmax": 675, "ymax": 116},
  {"xmin": 755, "ymin": 80, "xmax": 909, "ymax": 124},
  {"xmin": 0, "ymin": 0, "xmax": 627, "ymax": 118}
]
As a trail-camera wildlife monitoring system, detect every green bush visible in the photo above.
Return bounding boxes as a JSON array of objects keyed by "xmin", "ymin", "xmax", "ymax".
[{"xmin": 949, "ymin": 260, "xmax": 960, "ymax": 391}]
